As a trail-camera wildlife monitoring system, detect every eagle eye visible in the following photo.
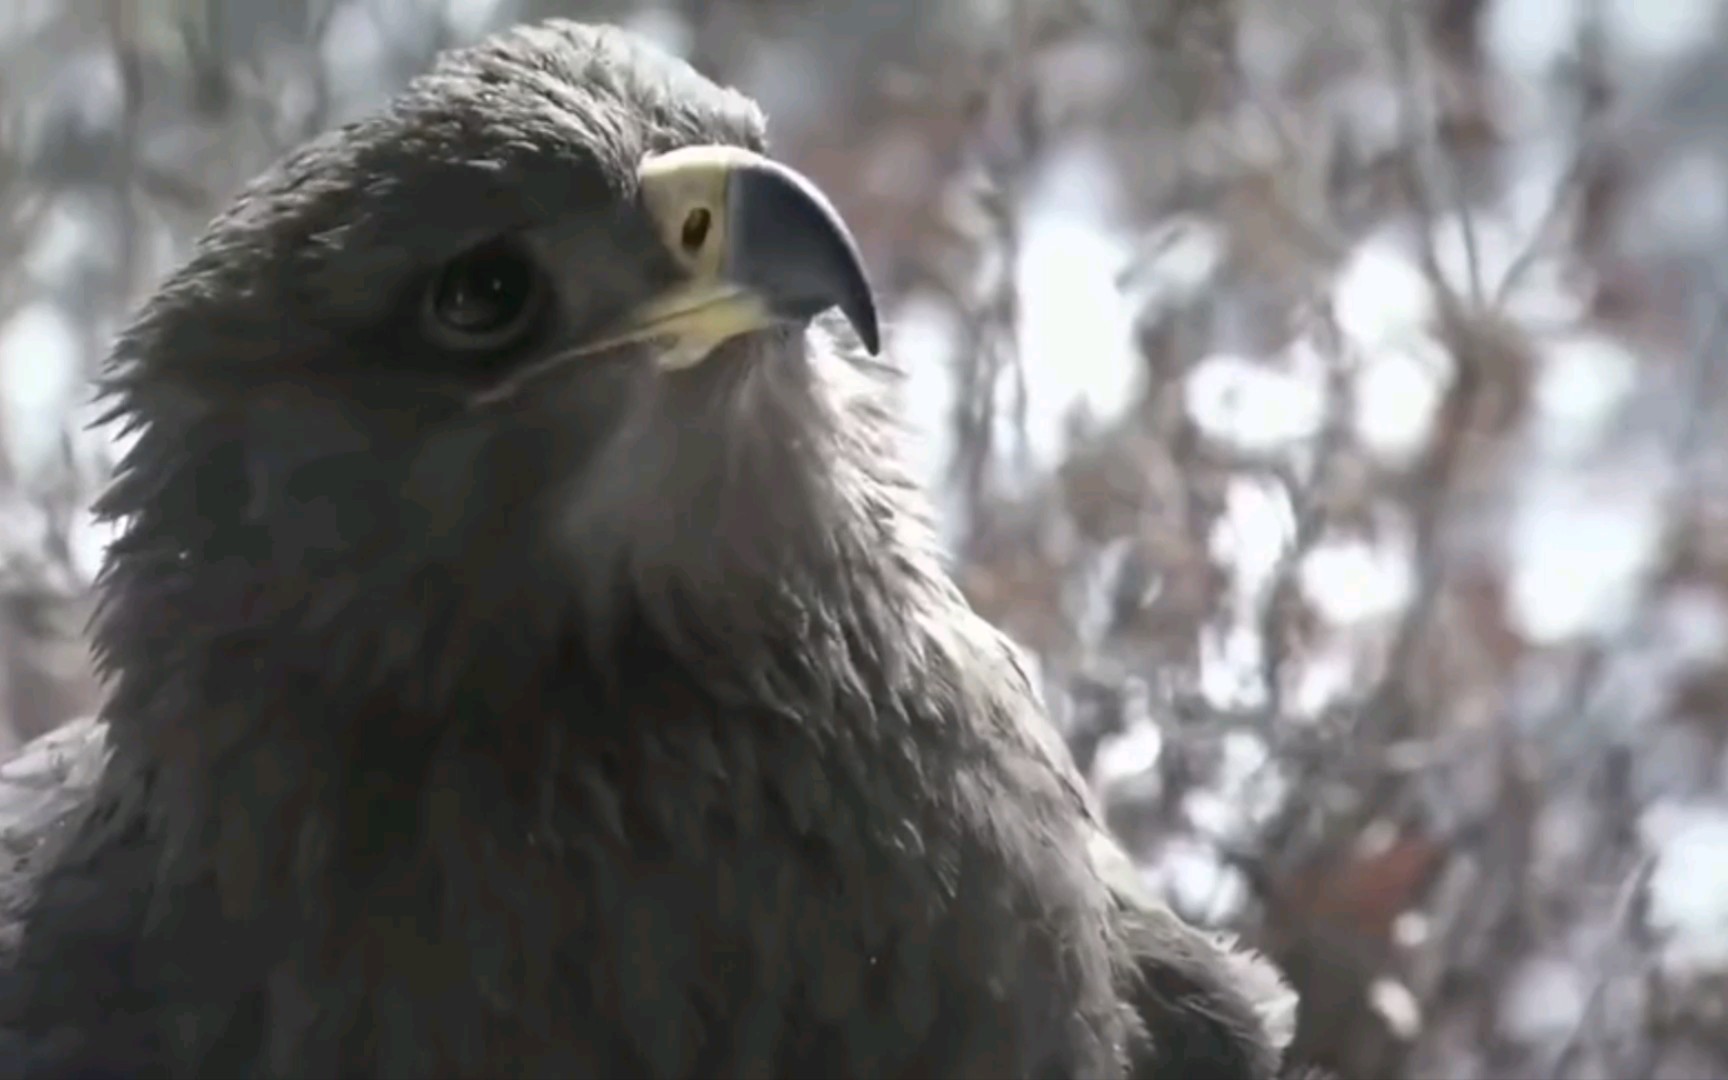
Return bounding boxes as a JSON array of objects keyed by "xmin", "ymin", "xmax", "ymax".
[
  {"xmin": 680, "ymin": 207, "xmax": 711, "ymax": 253},
  {"xmin": 423, "ymin": 238, "xmax": 546, "ymax": 350}
]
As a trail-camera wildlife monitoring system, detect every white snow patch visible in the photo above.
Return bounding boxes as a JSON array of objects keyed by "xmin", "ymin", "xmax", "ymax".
[
  {"xmin": 67, "ymin": 508, "xmax": 117, "ymax": 588},
  {"xmin": 1500, "ymin": 955, "xmax": 1589, "ymax": 1044},
  {"xmin": 1352, "ymin": 335, "xmax": 1453, "ymax": 466},
  {"xmin": 1013, "ymin": 143, "xmax": 1141, "ymax": 475},
  {"xmin": 1484, "ymin": 0, "xmax": 1583, "ymax": 75},
  {"xmin": 442, "ymin": 0, "xmax": 507, "ymax": 41},
  {"xmin": 1185, "ymin": 352, "xmax": 1327, "ymax": 456},
  {"xmin": 1199, "ymin": 621, "xmax": 1269, "ymax": 713},
  {"xmin": 1369, "ymin": 978, "xmax": 1424, "ymax": 1041},
  {"xmin": 1334, "ymin": 239, "xmax": 1436, "ymax": 350},
  {"xmin": 1147, "ymin": 840, "xmax": 1250, "ymax": 925},
  {"xmin": 1326, "ymin": 72, "xmax": 1406, "ymax": 162},
  {"xmin": 1200, "ymin": 475, "xmax": 1298, "ymax": 712},
  {"xmin": 1531, "ymin": 333, "xmax": 1638, "ymax": 457},
  {"xmin": 1602, "ymin": 0, "xmax": 1723, "ymax": 67},
  {"xmin": 0, "ymin": 303, "xmax": 82, "ymax": 491},
  {"xmin": 1120, "ymin": 214, "xmax": 1229, "ymax": 323},
  {"xmin": 1301, "ymin": 535, "xmax": 1416, "ymax": 625},
  {"xmin": 1184, "ymin": 731, "xmax": 1288, "ymax": 843},
  {"xmin": 888, "ymin": 294, "xmax": 961, "ymax": 501},
  {"xmin": 1506, "ymin": 467, "xmax": 1666, "ymax": 643},
  {"xmin": 1642, "ymin": 802, "xmax": 1728, "ymax": 978},
  {"xmin": 619, "ymin": 8, "xmax": 693, "ymax": 57},
  {"xmin": 24, "ymin": 197, "xmax": 104, "ymax": 291},
  {"xmin": 1092, "ymin": 720, "xmax": 1165, "ymax": 788},
  {"xmin": 1182, "ymin": 789, "xmax": 1241, "ymax": 843},
  {"xmin": 1290, "ymin": 636, "xmax": 1359, "ymax": 720},
  {"xmin": 1394, "ymin": 911, "xmax": 1432, "ymax": 949},
  {"xmin": 1211, "ymin": 474, "xmax": 1297, "ymax": 604},
  {"xmin": 320, "ymin": 2, "xmax": 397, "ymax": 120}
]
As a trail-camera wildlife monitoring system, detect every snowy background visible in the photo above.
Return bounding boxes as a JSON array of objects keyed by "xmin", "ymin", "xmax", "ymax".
[{"xmin": 2, "ymin": 0, "xmax": 1727, "ymax": 1075}]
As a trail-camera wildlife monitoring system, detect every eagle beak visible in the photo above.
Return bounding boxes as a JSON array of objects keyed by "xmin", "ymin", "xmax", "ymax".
[{"xmin": 583, "ymin": 145, "xmax": 880, "ymax": 369}]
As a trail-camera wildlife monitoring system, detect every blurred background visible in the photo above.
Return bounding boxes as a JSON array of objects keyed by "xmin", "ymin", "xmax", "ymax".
[{"xmin": 2, "ymin": 0, "xmax": 1727, "ymax": 1075}]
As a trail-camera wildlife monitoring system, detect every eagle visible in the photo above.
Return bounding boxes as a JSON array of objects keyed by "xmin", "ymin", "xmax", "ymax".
[{"xmin": 0, "ymin": 21, "xmax": 1296, "ymax": 1079}]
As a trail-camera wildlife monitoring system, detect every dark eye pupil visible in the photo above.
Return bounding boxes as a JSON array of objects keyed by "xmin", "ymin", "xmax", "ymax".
[
  {"xmin": 681, "ymin": 208, "xmax": 711, "ymax": 252},
  {"xmin": 432, "ymin": 243, "xmax": 535, "ymax": 335}
]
